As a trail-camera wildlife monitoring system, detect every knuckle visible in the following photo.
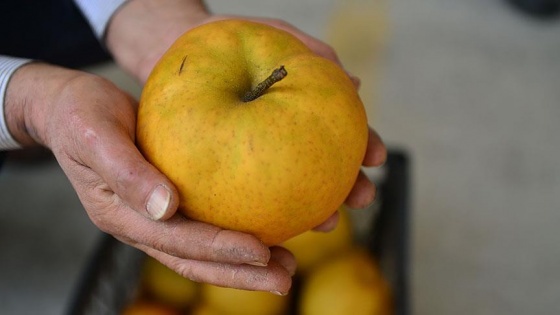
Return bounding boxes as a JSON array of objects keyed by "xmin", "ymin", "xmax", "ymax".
[
  {"xmin": 269, "ymin": 18, "xmax": 292, "ymax": 29},
  {"xmin": 209, "ymin": 229, "xmax": 226, "ymax": 259},
  {"xmin": 172, "ymin": 260, "xmax": 197, "ymax": 281},
  {"xmin": 114, "ymin": 165, "xmax": 140, "ymax": 191},
  {"xmin": 322, "ymin": 45, "xmax": 338, "ymax": 61},
  {"xmin": 87, "ymin": 198, "xmax": 125, "ymax": 234}
]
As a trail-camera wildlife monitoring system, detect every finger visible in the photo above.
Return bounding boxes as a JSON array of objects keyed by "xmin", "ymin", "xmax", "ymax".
[
  {"xmin": 348, "ymin": 73, "xmax": 361, "ymax": 90},
  {"xmin": 345, "ymin": 170, "xmax": 376, "ymax": 209},
  {"xmin": 109, "ymin": 214, "xmax": 271, "ymax": 266},
  {"xmin": 279, "ymin": 25, "xmax": 361, "ymax": 91},
  {"xmin": 138, "ymin": 244, "xmax": 293, "ymax": 295},
  {"xmin": 245, "ymin": 18, "xmax": 361, "ymax": 92},
  {"xmin": 312, "ymin": 210, "xmax": 340, "ymax": 232},
  {"xmin": 363, "ymin": 127, "xmax": 387, "ymax": 167},
  {"xmin": 74, "ymin": 102, "xmax": 179, "ymax": 221},
  {"xmin": 92, "ymin": 134, "xmax": 178, "ymax": 221},
  {"xmin": 270, "ymin": 246, "xmax": 297, "ymax": 277},
  {"xmin": 251, "ymin": 18, "xmax": 342, "ymax": 65}
]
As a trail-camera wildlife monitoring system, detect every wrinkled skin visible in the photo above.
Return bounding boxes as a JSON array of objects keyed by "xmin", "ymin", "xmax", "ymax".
[{"xmin": 5, "ymin": 0, "xmax": 386, "ymax": 294}]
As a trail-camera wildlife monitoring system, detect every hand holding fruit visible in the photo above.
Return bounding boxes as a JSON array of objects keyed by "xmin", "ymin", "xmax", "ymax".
[
  {"xmin": 105, "ymin": 0, "xmax": 386, "ymax": 292},
  {"xmin": 107, "ymin": 0, "xmax": 387, "ymax": 222},
  {"xmin": 4, "ymin": 0, "xmax": 387, "ymax": 296},
  {"xmin": 133, "ymin": 18, "xmax": 387, "ymax": 293},
  {"xmin": 137, "ymin": 19, "xmax": 379, "ymax": 245},
  {"xmin": 5, "ymin": 62, "xmax": 297, "ymax": 294}
]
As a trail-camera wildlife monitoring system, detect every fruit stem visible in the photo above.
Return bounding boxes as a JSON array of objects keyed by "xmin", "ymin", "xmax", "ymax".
[{"xmin": 242, "ymin": 66, "xmax": 287, "ymax": 102}]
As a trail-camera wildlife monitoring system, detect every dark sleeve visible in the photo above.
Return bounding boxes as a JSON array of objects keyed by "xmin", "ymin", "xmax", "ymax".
[
  {"xmin": 0, "ymin": 151, "xmax": 5, "ymax": 170},
  {"xmin": 0, "ymin": 0, "xmax": 111, "ymax": 68}
]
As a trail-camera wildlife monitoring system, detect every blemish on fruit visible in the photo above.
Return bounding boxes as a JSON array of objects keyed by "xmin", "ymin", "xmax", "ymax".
[{"xmin": 178, "ymin": 55, "xmax": 187, "ymax": 75}]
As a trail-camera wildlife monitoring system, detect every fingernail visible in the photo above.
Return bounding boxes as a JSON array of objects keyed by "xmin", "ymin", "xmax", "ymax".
[
  {"xmin": 287, "ymin": 265, "xmax": 297, "ymax": 277},
  {"xmin": 246, "ymin": 261, "xmax": 268, "ymax": 267},
  {"xmin": 349, "ymin": 75, "xmax": 361, "ymax": 89},
  {"xmin": 364, "ymin": 188, "xmax": 377, "ymax": 209},
  {"xmin": 270, "ymin": 291, "xmax": 287, "ymax": 296},
  {"xmin": 146, "ymin": 185, "xmax": 171, "ymax": 220}
]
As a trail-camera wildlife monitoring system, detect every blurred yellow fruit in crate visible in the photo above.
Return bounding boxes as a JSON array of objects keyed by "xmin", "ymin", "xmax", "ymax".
[
  {"xmin": 282, "ymin": 205, "xmax": 353, "ymax": 274},
  {"xmin": 141, "ymin": 257, "xmax": 199, "ymax": 310},
  {"xmin": 299, "ymin": 247, "xmax": 393, "ymax": 315},
  {"xmin": 121, "ymin": 301, "xmax": 182, "ymax": 315},
  {"xmin": 190, "ymin": 303, "xmax": 219, "ymax": 315},
  {"xmin": 200, "ymin": 284, "xmax": 289, "ymax": 315}
]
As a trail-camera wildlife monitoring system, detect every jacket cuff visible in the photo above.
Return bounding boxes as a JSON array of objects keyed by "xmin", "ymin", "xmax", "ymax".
[
  {"xmin": 0, "ymin": 56, "xmax": 32, "ymax": 150},
  {"xmin": 73, "ymin": 0, "xmax": 128, "ymax": 40}
]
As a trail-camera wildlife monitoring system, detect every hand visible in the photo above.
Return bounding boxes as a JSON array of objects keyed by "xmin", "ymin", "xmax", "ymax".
[
  {"xmin": 5, "ymin": 63, "xmax": 295, "ymax": 294},
  {"xmin": 106, "ymin": 1, "xmax": 387, "ymax": 232}
]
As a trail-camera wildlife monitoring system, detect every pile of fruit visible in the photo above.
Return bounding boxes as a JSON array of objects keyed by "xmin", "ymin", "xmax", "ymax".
[{"xmin": 122, "ymin": 207, "xmax": 393, "ymax": 315}]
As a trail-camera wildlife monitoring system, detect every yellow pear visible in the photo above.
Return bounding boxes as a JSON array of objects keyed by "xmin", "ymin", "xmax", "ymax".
[
  {"xmin": 199, "ymin": 283, "xmax": 289, "ymax": 315},
  {"xmin": 141, "ymin": 257, "xmax": 199, "ymax": 310},
  {"xmin": 190, "ymin": 303, "xmax": 219, "ymax": 315},
  {"xmin": 121, "ymin": 300, "xmax": 181, "ymax": 315},
  {"xmin": 137, "ymin": 19, "xmax": 368, "ymax": 245},
  {"xmin": 282, "ymin": 205, "xmax": 353, "ymax": 274},
  {"xmin": 299, "ymin": 247, "xmax": 393, "ymax": 315}
]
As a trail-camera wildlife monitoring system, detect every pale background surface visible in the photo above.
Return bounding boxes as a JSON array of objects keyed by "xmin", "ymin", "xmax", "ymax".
[{"xmin": 1, "ymin": 0, "xmax": 559, "ymax": 314}]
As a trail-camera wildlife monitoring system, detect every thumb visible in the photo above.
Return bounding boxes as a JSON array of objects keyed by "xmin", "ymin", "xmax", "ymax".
[{"xmin": 78, "ymin": 118, "xmax": 179, "ymax": 221}]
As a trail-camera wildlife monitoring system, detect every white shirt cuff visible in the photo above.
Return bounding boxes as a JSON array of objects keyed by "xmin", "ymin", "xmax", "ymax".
[
  {"xmin": 0, "ymin": 56, "xmax": 33, "ymax": 150},
  {"xmin": 73, "ymin": 0, "xmax": 128, "ymax": 40}
]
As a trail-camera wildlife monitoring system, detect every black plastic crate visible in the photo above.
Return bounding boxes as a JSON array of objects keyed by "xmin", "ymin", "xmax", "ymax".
[{"xmin": 67, "ymin": 150, "xmax": 411, "ymax": 315}]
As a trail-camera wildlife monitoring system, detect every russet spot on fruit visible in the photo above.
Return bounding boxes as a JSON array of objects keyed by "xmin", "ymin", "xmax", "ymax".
[{"xmin": 137, "ymin": 19, "xmax": 368, "ymax": 245}]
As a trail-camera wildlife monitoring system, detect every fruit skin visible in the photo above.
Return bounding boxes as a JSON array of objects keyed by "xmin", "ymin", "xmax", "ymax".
[
  {"xmin": 137, "ymin": 19, "xmax": 368, "ymax": 245},
  {"xmin": 282, "ymin": 205, "xmax": 353, "ymax": 274},
  {"xmin": 299, "ymin": 247, "xmax": 393, "ymax": 315},
  {"xmin": 199, "ymin": 283, "xmax": 289, "ymax": 315}
]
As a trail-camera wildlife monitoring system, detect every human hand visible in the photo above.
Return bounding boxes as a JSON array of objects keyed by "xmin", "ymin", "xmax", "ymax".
[{"xmin": 4, "ymin": 62, "xmax": 295, "ymax": 294}]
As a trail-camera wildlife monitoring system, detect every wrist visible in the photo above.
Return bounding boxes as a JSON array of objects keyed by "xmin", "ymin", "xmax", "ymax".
[
  {"xmin": 0, "ymin": 57, "xmax": 32, "ymax": 150},
  {"xmin": 4, "ymin": 63, "xmax": 83, "ymax": 148},
  {"xmin": 105, "ymin": 0, "xmax": 210, "ymax": 83}
]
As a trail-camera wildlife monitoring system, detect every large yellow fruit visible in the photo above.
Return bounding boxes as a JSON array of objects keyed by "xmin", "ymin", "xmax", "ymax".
[
  {"xmin": 137, "ymin": 19, "xmax": 368, "ymax": 245},
  {"xmin": 299, "ymin": 247, "xmax": 393, "ymax": 315},
  {"xmin": 282, "ymin": 205, "xmax": 353, "ymax": 274},
  {"xmin": 199, "ymin": 284, "xmax": 289, "ymax": 315}
]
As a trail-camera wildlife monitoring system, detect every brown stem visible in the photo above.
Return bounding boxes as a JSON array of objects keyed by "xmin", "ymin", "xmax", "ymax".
[{"xmin": 242, "ymin": 66, "xmax": 287, "ymax": 102}]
